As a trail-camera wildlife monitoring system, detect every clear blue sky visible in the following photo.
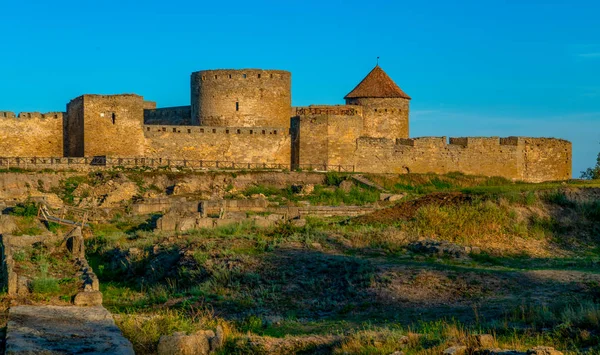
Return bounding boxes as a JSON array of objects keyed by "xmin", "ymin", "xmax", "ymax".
[{"xmin": 1, "ymin": 0, "xmax": 598, "ymax": 176}]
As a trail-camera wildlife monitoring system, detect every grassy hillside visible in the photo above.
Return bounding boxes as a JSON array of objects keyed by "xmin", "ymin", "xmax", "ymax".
[{"xmin": 76, "ymin": 174, "xmax": 600, "ymax": 354}]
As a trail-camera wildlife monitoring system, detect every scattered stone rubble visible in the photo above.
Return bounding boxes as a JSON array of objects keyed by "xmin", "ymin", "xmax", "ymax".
[
  {"xmin": 440, "ymin": 334, "xmax": 563, "ymax": 355},
  {"xmin": 407, "ymin": 239, "xmax": 481, "ymax": 259}
]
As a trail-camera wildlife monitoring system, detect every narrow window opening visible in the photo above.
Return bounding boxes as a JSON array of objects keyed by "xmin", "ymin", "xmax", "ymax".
[
  {"xmin": 236, "ymin": 102, "xmax": 239, "ymax": 111},
  {"xmin": 270, "ymin": 74, "xmax": 273, "ymax": 78},
  {"xmin": 229, "ymin": 74, "xmax": 232, "ymax": 79},
  {"xmin": 273, "ymin": 130, "xmax": 277, "ymax": 135},
  {"xmin": 258, "ymin": 74, "xmax": 261, "ymax": 78},
  {"xmin": 202, "ymin": 76, "xmax": 206, "ymax": 80},
  {"xmin": 242, "ymin": 74, "xmax": 247, "ymax": 79},
  {"xmin": 147, "ymin": 127, "xmax": 150, "ymax": 131},
  {"xmin": 112, "ymin": 113, "xmax": 116, "ymax": 124},
  {"xmin": 226, "ymin": 129, "xmax": 230, "ymax": 134},
  {"xmin": 215, "ymin": 75, "xmax": 218, "ymax": 79},
  {"xmin": 374, "ymin": 109, "xmax": 377, "ymax": 112},
  {"xmin": 173, "ymin": 128, "xmax": 177, "ymax": 132},
  {"xmin": 187, "ymin": 129, "xmax": 191, "ymax": 133},
  {"xmin": 212, "ymin": 129, "xmax": 216, "ymax": 133},
  {"xmin": 250, "ymin": 130, "xmax": 253, "ymax": 134},
  {"xmin": 236, "ymin": 129, "xmax": 241, "ymax": 134},
  {"xmin": 261, "ymin": 130, "xmax": 266, "ymax": 135},
  {"xmin": 54, "ymin": 114, "xmax": 58, "ymax": 118},
  {"xmin": 200, "ymin": 128, "xmax": 204, "ymax": 133},
  {"xmin": 162, "ymin": 127, "xmax": 166, "ymax": 132}
]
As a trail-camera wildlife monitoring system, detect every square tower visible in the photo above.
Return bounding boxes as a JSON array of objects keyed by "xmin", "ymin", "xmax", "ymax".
[{"xmin": 65, "ymin": 94, "xmax": 146, "ymax": 157}]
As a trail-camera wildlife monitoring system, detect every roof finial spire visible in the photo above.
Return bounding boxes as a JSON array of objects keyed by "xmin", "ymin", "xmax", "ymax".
[{"xmin": 376, "ymin": 56, "xmax": 380, "ymax": 66}]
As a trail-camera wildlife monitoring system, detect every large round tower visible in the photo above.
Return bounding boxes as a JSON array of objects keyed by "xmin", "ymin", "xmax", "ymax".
[
  {"xmin": 191, "ymin": 69, "xmax": 291, "ymax": 128},
  {"xmin": 345, "ymin": 65, "xmax": 411, "ymax": 139}
]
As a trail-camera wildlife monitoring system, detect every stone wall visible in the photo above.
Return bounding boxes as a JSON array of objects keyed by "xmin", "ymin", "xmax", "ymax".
[
  {"xmin": 352, "ymin": 136, "xmax": 571, "ymax": 182},
  {"xmin": 0, "ymin": 113, "xmax": 63, "ymax": 157},
  {"xmin": 66, "ymin": 95, "xmax": 146, "ymax": 157},
  {"xmin": 191, "ymin": 69, "xmax": 291, "ymax": 128},
  {"xmin": 144, "ymin": 125, "xmax": 291, "ymax": 164},
  {"xmin": 293, "ymin": 106, "xmax": 363, "ymax": 167},
  {"xmin": 346, "ymin": 97, "xmax": 410, "ymax": 139},
  {"xmin": 144, "ymin": 106, "xmax": 192, "ymax": 125}
]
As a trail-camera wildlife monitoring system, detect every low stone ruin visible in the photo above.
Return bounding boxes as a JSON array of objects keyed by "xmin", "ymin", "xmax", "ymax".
[{"xmin": 1, "ymin": 226, "xmax": 101, "ymax": 304}]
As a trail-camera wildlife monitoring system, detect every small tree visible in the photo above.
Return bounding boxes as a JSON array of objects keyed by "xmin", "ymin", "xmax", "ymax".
[{"xmin": 581, "ymin": 146, "xmax": 600, "ymax": 180}]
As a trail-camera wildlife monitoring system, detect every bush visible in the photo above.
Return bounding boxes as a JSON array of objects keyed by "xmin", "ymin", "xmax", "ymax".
[
  {"xmin": 581, "ymin": 150, "xmax": 600, "ymax": 180},
  {"xmin": 324, "ymin": 172, "xmax": 345, "ymax": 187},
  {"xmin": 10, "ymin": 202, "xmax": 38, "ymax": 217}
]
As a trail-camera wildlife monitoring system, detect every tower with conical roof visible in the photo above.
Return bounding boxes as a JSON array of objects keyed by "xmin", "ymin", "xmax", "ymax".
[{"xmin": 344, "ymin": 65, "xmax": 411, "ymax": 139}]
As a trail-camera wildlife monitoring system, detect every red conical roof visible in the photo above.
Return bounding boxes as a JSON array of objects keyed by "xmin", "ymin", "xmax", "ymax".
[{"xmin": 344, "ymin": 65, "xmax": 411, "ymax": 100}]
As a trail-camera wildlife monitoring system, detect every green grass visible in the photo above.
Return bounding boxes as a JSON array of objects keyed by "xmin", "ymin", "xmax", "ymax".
[{"xmin": 30, "ymin": 277, "xmax": 60, "ymax": 294}]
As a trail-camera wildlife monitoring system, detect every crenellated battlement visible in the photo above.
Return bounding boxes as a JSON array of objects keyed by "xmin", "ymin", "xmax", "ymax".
[
  {"xmin": 0, "ymin": 111, "xmax": 64, "ymax": 120},
  {"xmin": 294, "ymin": 105, "xmax": 362, "ymax": 117},
  {"xmin": 144, "ymin": 125, "xmax": 287, "ymax": 136}
]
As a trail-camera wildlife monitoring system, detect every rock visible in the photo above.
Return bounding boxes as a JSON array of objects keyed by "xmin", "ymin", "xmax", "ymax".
[
  {"xmin": 0, "ymin": 215, "xmax": 17, "ymax": 235},
  {"xmin": 209, "ymin": 325, "xmax": 225, "ymax": 352},
  {"xmin": 389, "ymin": 352, "xmax": 405, "ymax": 355},
  {"xmin": 157, "ymin": 330, "xmax": 215, "ymax": 355},
  {"xmin": 291, "ymin": 218, "xmax": 307, "ymax": 227},
  {"xmin": 444, "ymin": 345, "xmax": 468, "ymax": 355},
  {"xmin": 339, "ymin": 180, "xmax": 354, "ymax": 192},
  {"xmin": 527, "ymin": 347, "xmax": 563, "ymax": 355},
  {"xmin": 300, "ymin": 184, "xmax": 314, "ymax": 195},
  {"xmin": 407, "ymin": 239, "xmax": 468, "ymax": 259},
  {"xmin": 474, "ymin": 334, "xmax": 495, "ymax": 348},
  {"xmin": 470, "ymin": 246, "xmax": 482, "ymax": 255},
  {"xmin": 73, "ymin": 291, "xmax": 103, "ymax": 306},
  {"xmin": 17, "ymin": 276, "xmax": 29, "ymax": 296},
  {"xmin": 6, "ymin": 305, "xmax": 134, "ymax": 354},
  {"xmin": 387, "ymin": 193, "xmax": 406, "ymax": 202}
]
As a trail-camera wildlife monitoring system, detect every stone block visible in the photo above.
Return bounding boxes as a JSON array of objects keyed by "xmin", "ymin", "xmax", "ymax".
[
  {"xmin": 74, "ymin": 291, "xmax": 103, "ymax": 306},
  {"xmin": 157, "ymin": 330, "xmax": 214, "ymax": 355}
]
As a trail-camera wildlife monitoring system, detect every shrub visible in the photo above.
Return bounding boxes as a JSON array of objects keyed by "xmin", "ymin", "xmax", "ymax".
[{"xmin": 10, "ymin": 202, "xmax": 38, "ymax": 217}]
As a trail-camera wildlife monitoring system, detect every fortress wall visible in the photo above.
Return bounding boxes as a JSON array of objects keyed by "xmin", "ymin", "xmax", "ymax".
[
  {"xmin": 354, "ymin": 136, "xmax": 520, "ymax": 179},
  {"xmin": 520, "ymin": 138, "xmax": 572, "ymax": 182},
  {"xmin": 352, "ymin": 136, "xmax": 571, "ymax": 182},
  {"xmin": 191, "ymin": 69, "xmax": 291, "ymax": 127},
  {"xmin": 293, "ymin": 106, "xmax": 363, "ymax": 167},
  {"xmin": 144, "ymin": 106, "xmax": 192, "ymax": 126},
  {"xmin": 0, "ymin": 113, "xmax": 63, "ymax": 156},
  {"xmin": 144, "ymin": 125, "xmax": 291, "ymax": 164},
  {"xmin": 346, "ymin": 97, "xmax": 410, "ymax": 139}
]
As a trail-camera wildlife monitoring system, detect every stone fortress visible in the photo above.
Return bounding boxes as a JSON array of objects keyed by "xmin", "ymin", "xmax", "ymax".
[{"xmin": 0, "ymin": 65, "xmax": 571, "ymax": 182}]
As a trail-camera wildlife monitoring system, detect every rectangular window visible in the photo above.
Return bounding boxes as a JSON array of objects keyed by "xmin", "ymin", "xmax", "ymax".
[
  {"xmin": 242, "ymin": 74, "xmax": 247, "ymax": 79},
  {"xmin": 262, "ymin": 130, "xmax": 266, "ymax": 135},
  {"xmin": 187, "ymin": 129, "xmax": 191, "ymax": 133},
  {"xmin": 236, "ymin": 102, "xmax": 239, "ymax": 111},
  {"xmin": 200, "ymin": 128, "xmax": 204, "ymax": 133},
  {"xmin": 226, "ymin": 129, "xmax": 229, "ymax": 134},
  {"xmin": 237, "ymin": 129, "xmax": 241, "ymax": 134},
  {"xmin": 173, "ymin": 128, "xmax": 177, "ymax": 132},
  {"xmin": 258, "ymin": 74, "xmax": 261, "ymax": 78},
  {"xmin": 212, "ymin": 129, "xmax": 216, "ymax": 133}
]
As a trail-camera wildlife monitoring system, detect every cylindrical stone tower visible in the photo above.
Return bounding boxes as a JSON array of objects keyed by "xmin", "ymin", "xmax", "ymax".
[{"xmin": 191, "ymin": 69, "xmax": 291, "ymax": 128}]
